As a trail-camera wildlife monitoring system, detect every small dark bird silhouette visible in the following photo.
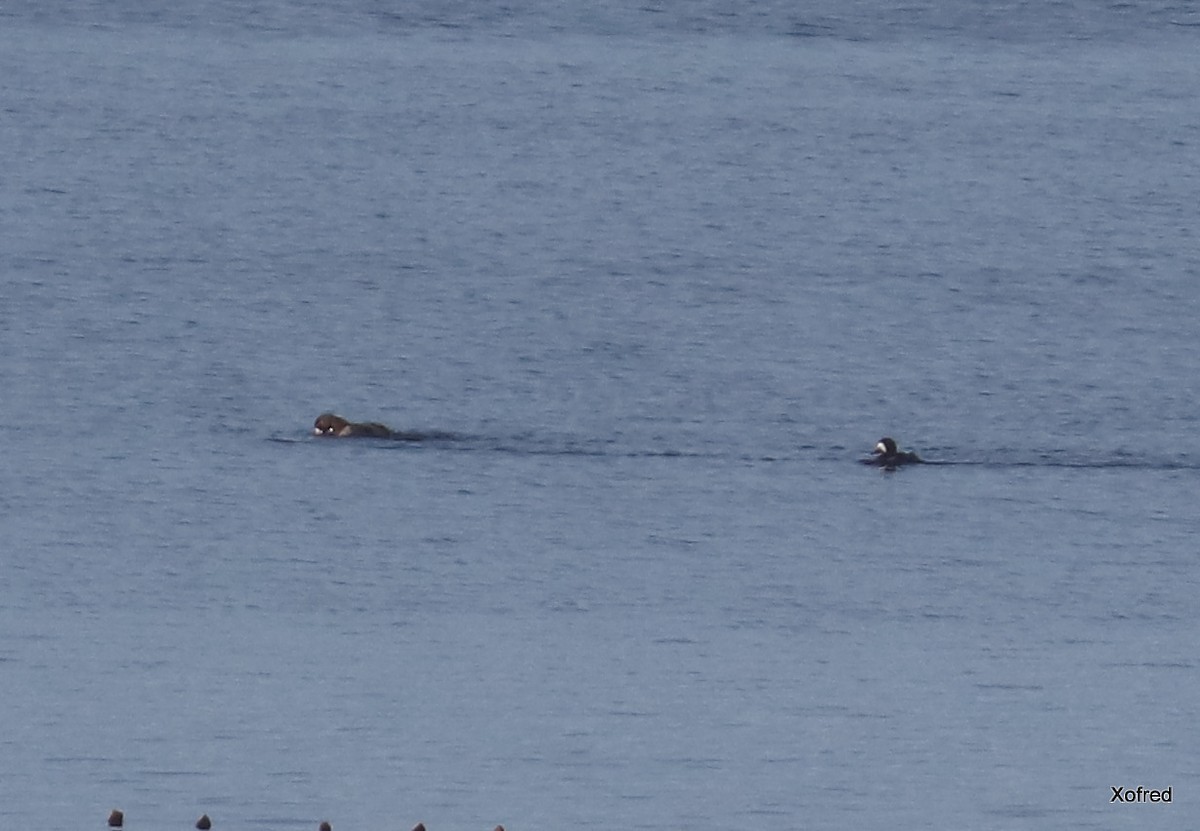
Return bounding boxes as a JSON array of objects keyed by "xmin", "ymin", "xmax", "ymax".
[
  {"xmin": 313, "ymin": 413, "xmax": 393, "ymax": 438},
  {"xmin": 319, "ymin": 823, "xmax": 332, "ymax": 831},
  {"xmin": 196, "ymin": 815, "xmax": 212, "ymax": 830},
  {"xmin": 411, "ymin": 824, "xmax": 426, "ymax": 831},
  {"xmin": 108, "ymin": 810, "xmax": 124, "ymax": 828},
  {"xmin": 862, "ymin": 436, "xmax": 923, "ymax": 470}
]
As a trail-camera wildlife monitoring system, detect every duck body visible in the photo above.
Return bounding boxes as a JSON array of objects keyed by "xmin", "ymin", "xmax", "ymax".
[
  {"xmin": 313, "ymin": 413, "xmax": 394, "ymax": 439},
  {"xmin": 862, "ymin": 436, "xmax": 922, "ymax": 469}
]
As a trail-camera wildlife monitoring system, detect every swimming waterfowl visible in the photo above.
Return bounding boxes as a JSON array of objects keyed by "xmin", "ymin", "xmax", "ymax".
[
  {"xmin": 862, "ymin": 436, "xmax": 922, "ymax": 469},
  {"xmin": 313, "ymin": 413, "xmax": 393, "ymax": 439}
]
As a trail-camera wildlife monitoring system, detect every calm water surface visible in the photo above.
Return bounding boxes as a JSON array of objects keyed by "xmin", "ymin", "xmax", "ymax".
[{"xmin": 2, "ymin": 2, "xmax": 1199, "ymax": 829}]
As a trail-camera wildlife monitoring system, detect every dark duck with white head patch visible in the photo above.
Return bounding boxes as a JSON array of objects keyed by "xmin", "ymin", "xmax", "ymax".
[
  {"xmin": 862, "ymin": 436, "xmax": 922, "ymax": 469},
  {"xmin": 313, "ymin": 413, "xmax": 393, "ymax": 439}
]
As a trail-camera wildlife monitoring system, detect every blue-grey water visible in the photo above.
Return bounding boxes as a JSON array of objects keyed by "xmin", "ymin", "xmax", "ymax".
[{"xmin": 3, "ymin": 2, "xmax": 1199, "ymax": 830}]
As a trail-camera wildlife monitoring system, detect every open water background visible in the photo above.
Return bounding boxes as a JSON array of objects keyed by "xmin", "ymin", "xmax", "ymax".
[{"xmin": 3, "ymin": 2, "xmax": 1199, "ymax": 829}]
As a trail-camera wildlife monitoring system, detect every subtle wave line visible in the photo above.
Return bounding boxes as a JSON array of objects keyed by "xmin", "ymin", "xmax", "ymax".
[{"xmin": 272, "ymin": 433, "xmax": 1200, "ymax": 470}]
